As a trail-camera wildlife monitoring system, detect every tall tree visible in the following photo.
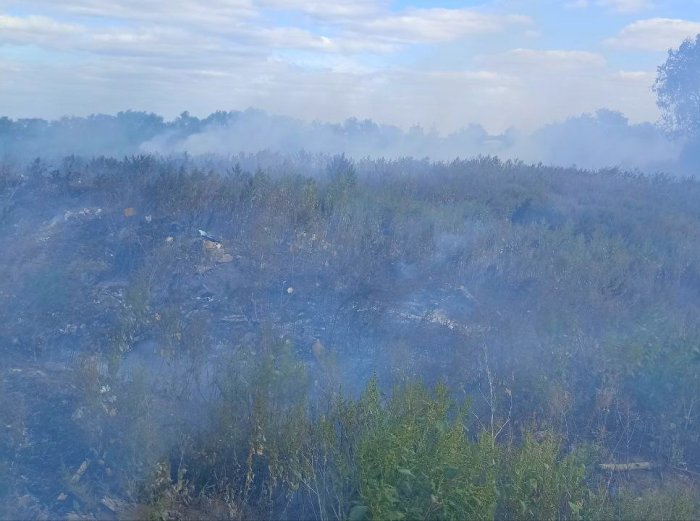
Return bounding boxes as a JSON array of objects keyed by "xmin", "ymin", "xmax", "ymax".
[{"xmin": 653, "ymin": 35, "xmax": 700, "ymax": 139}]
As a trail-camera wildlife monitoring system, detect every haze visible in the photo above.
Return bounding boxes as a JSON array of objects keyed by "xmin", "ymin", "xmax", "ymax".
[
  {"xmin": 1, "ymin": 1, "xmax": 699, "ymax": 132},
  {"xmin": 2, "ymin": 2, "xmax": 700, "ymax": 520}
]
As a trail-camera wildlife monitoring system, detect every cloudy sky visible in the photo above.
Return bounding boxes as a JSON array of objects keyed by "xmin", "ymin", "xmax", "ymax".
[{"xmin": 1, "ymin": 0, "xmax": 698, "ymax": 132}]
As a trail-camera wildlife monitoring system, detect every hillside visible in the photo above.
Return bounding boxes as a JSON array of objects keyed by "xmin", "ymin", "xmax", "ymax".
[{"xmin": 1, "ymin": 154, "xmax": 699, "ymax": 519}]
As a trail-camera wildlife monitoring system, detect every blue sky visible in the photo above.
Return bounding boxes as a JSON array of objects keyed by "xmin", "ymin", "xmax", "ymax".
[{"xmin": 0, "ymin": 0, "xmax": 699, "ymax": 132}]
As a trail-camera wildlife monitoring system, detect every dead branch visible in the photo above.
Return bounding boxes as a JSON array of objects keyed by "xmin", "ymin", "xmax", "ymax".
[{"xmin": 598, "ymin": 462, "xmax": 653, "ymax": 472}]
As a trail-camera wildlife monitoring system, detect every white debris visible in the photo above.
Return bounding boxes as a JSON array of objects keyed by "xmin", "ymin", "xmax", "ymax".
[{"xmin": 70, "ymin": 460, "xmax": 90, "ymax": 484}]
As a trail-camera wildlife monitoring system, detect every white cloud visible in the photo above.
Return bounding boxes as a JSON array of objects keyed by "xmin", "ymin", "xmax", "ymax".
[
  {"xmin": 564, "ymin": 0, "xmax": 653, "ymax": 12},
  {"xmin": 0, "ymin": 3, "xmax": 531, "ymax": 59},
  {"xmin": 1, "ymin": 0, "xmax": 257, "ymax": 22},
  {"xmin": 467, "ymin": 47, "xmax": 657, "ymax": 130},
  {"xmin": 598, "ymin": 0, "xmax": 653, "ymax": 13},
  {"xmin": 0, "ymin": 0, "xmax": 258, "ymax": 36},
  {"xmin": 564, "ymin": 0, "xmax": 590, "ymax": 8},
  {"xmin": 0, "ymin": 12, "xmax": 395, "ymax": 60},
  {"xmin": 0, "ymin": 14, "xmax": 79, "ymax": 45},
  {"xmin": 490, "ymin": 48, "xmax": 607, "ymax": 71},
  {"xmin": 355, "ymin": 9, "xmax": 531, "ymax": 44},
  {"xmin": 259, "ymin": 0, "xmax": 382, "ymax": 20},
  {"xmin": 607, "ymin": 18, "xmax": 700, "ymax": 51},
  {"xmin": 611, "ymin": 70, "xmax": 654, "ymax": 80},
  {"xmin": 245, "ymin": 27, "xmax": 398, "ymax": 54}
]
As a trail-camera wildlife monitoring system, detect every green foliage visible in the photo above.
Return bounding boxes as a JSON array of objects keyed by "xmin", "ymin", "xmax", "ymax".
[
  {"xmin": 184, "ymin": 329, "xmax": 311, "ymax": 517},
  {"xmin": 501, "ymin": 432, "xmax": 587, "ymax": 521},
  {"xmin": 139, "ymin": 371, "xmax": 615, "ymax": 521},
  {"xmin": 592, "ymin": 483, "xmax": 700, "ymax": 521},
  {"xmin": 654, "ymin": 34, "xmax": 700, "ymax": 138},
  {"xmin": 324, "ymin": 154, "xmax": 358, "ymax": 210},
  {"xmin": 357, "ymin": 381, "xmax": 496, "ymax": 521}
]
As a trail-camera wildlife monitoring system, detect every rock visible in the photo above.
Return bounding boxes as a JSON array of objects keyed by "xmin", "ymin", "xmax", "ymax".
[
  {"xmin": 217, "ymin": 253, "xmax": 234, "ymax": 263},
  {"xmin": 203, "ymin": 239, "xmax": 222, "ymax": 251},
  {"xmin": 202, "ymin": 238, "xmax": 234, "ymax": 264},
  {"xmin": 123, "ymin": 207, "xmax": 136, "ymax": 217}
]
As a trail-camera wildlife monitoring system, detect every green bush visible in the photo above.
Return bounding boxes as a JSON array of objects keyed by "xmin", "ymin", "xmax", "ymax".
[
  {"xmin": 357, "ymin": 381, "xmax": 497, "ymax": 521},
  {"xmin": 500, "ymin": 432, "xmax": 587, "ymax": 521},
  {"xmin": 594, "ymin": 484, "xmax": 699, "ymax": 521}
]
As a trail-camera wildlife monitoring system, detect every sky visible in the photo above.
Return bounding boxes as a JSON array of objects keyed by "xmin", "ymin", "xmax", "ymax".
[{"xmin": 0, "ymin": 0, "xmax": 699, "ymax": 133}]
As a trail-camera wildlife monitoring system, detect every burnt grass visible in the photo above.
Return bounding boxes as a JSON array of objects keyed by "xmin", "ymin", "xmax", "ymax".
[{"xmin": 1, "ymin": 154, "xmax": 700, "ymax": 518}]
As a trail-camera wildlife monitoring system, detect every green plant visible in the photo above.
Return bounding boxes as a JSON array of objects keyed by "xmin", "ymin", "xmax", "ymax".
[
  {"xmin": 592, "ymin": 483, "xmax": 699, "ymax": 521},
  {"xmin": 500, "ymin": 432, "xmax": 586, "ymax": 521},
  {"xmin": 357, "ymin": 381, "xmax": 497, "ymax": 521}
]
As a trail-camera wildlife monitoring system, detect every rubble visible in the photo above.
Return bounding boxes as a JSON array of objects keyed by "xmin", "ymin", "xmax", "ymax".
[
  {"xmin": 202, "ymin": 237, "xmax": 235, "ymax": 264},
  {"xmin": 70, "ymin": 460, "xmax": 90, "ymax": 484},
  {"xmin": 218, "ymin": 253, "xmax": 234, "ymax": 263},
  {"xmin": 101, "ymin": 496, "xmax": 126, "ymax": 513}
]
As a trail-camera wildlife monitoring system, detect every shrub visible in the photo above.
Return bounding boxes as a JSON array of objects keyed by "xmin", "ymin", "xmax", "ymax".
[
  {"xmin": 500, "ymin": 432, "xmax": 586, "ymax": 521},
  {"xmin": 357, "ymin": 381, "xmax": 497, "ymax": 521}
]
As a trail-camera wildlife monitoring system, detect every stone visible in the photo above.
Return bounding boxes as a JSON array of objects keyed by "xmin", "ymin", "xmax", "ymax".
[
  {"xmin": 217, "ymin": 253, "xmax": 234, "ymax": 263},
  {"xmin": 203, "ymin": 239, "xmax": 222, "ymax": 251}
]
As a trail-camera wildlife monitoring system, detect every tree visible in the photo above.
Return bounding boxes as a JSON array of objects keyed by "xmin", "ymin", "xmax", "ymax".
[{"xmin": 653, "ymin": 34, "xmax": 700, "ymax": 139}]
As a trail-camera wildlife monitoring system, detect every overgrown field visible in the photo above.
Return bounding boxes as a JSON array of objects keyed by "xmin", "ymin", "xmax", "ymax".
[{"xmin": 1, "ymin": 154, "xmax": 699, "ymax": 519}]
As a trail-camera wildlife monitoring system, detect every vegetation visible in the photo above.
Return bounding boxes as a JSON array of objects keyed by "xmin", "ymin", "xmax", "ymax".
[
  {"xmin": 1, "ymin": 153, "xmax": 700, "ymax": 519},
  {"xmin": 654, "ymin": 34, "xmax": 700, "ymax": 139}
]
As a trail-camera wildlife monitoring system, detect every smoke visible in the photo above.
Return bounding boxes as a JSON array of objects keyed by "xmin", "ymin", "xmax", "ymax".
[
  {"xmin": 139, "ymin": 108, "xmax": 686, "ymax": 173},
  {"xmin": 508, "ymin": 109, "xmax": 682, "ymax": 173},
  {"xmin": 0, "ymin": 108, "xmax": 691, "ymax": 174},
  {"xmin": 139, "ymin": 109, "xmax": 499, "ymax": 160}
]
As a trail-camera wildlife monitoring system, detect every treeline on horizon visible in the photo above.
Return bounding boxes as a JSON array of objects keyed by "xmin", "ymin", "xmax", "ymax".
[
  {"xmin": 0, "ymin": 106, "xmax": 687, "ymax": 173},
  {"xmin": 1, "ymin": 153, "xmax": 699, "ymax": 519}
]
